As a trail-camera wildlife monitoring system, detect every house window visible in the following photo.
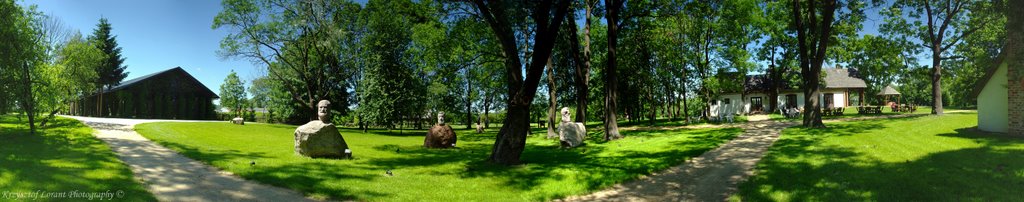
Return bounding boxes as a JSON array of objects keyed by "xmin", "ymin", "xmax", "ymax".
[
  {"xmin": 751, "ymin": 97, "xmax": 763, "ymax": 112},
  {"xmin": 823, "ymin": 93, "xmax": 834, "ymax": 107},
  {"xmin": 710, "ymin": 100, "xmax": 718, "ymax": 105},
  {"xmin": 786, "ymin": 94, "xmax": 797, "ymax": 108},
  {"xmin": 724, "ymin": 98, "xmax": 731, "ymax": 105}
]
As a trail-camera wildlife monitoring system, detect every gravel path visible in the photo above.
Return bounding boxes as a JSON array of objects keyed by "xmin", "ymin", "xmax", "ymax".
[
  {"xmin": 561, "ymin": 113, "xmax": 931, "ymax": 202},
  {"xmin": 62, "ymin": 116, "xmax": 315, "ymax": 202},
  {"xmin": 561, "ymin": 120, "xmax": 797, "ymax": 202}
]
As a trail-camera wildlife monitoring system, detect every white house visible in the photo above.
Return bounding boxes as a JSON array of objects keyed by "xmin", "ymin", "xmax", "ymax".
[
  {"xmin": 711, "ymin": 68, "xmax": 867, "ymax": 117},
  {"xmin": 973, "ymin": 54, "xmax": 1015, "ymax": 134}
]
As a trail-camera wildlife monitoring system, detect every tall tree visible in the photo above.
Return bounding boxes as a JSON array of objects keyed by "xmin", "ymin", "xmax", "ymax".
[
  {"xmin": 89, "ymin": 18, "xmax": 129, "ymax": 89},
  {"xmin": 0, "ymin": 0, "xmax": 45, "ymax": 134},
  {"xmin": 214, "ymin": 0, "xmax": 359, "ymax": 123},
  {"xmin": 249, "ymin": 76, "xmax": 273, "ymax": 122},
  {"xmin": 603, "ymin": 0, "xmax": 624, "ymax": 140},
  {"xmin": 38, "ymin": 33, "xmax": 104, "ymax": 127},
  {"xmin": 469, "ymin": 0, "xmax": 572, "ymax": 165},
  {"xmin": 755, "ymin": 0, "xmax": 797, "ymax": 113},
  {"xmin": 568, "ymin": 0, "xmax": 594, "ymax": 123},
  {"xmin": 219, "ymin": 70, "xmax": 247, "ymax": 118},
  {"xmin": 88, "ymin": 17, "xmax": 129, "ymax": 116},
  {"xmin": 359, "ymin": 0, "xmax": 426, "ymax": 129},
  {"xmin": 883, "ymin": 0, "xmax": 999, "ymax": 115},
  {"xmin": 545, "ymin": 57, "xmax": 558, "ymax": 138},
  {"xmin": 791, "ymin": 0, "xmax": 837, "ymax": 128}
]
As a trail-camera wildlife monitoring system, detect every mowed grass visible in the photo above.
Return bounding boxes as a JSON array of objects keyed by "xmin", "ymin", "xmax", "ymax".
[
  {"xmin": 135, "ymin": 121, "xmax": 741, "ymax": 201},
  {"xmin": 0, "ymin": 115, "xmax": 155, "ymax": 201},
  {"xmin": 733, "ymin": 112, "xmax": 1024, "ymax": 201}
]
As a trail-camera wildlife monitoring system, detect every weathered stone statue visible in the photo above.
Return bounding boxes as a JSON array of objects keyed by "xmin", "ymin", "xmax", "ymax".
[
  {"xmin": 437, "ymin": 111, "xmax": 445, "ymax": 125},
  {"xmin": 318, "ymin": 100, "xmax": 331, "ymax": 123},
  {"xmin": 294, "ymin": 100, "xmax": 350, "ymax": 158},
  {"xmin": 558, "ymin": 107, "xmax": 586, "ymax": 148},
  {"xmin": 424, "ymin": 111, "xmax": 457, "ymax": 148},
  {"xmin": 231, "ymin": 117, "xmax": 245, "ymax": 125}
]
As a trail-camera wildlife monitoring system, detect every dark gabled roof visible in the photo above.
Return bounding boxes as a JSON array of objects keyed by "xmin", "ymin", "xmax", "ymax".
[
  {"xmin": 742, "ymin": 74, "xmax": 799, "ymax": 93},
  {"xmin": 104, "ymin": 66, "xmax": 219, "ymax": 98},
  {"xmin": 106, "ymin": 68, "xmax": 177, "ymax": 92},
  {"xmin": 721, "ymin": 68, "xmax": 864, "ymax": 94},
  {"xmin": 972, "ymin": 51, "xmax": 1007, "ymax": 98},
  {"xmin": 823, "ymin": 68, "xmax": 867, "ymax": 89}
]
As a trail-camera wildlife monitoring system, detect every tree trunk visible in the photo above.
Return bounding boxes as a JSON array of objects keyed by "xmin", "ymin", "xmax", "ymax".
[
  {"xmin": 682, "ymin": 69, "xmax": 690, "ymax": 123},
  {"xmin": 38, "ymin": 107, "xmax": 63, "ymax": 127},
  {"xmin": 648, "ymin": 90, "xmax": 655, "ymax": 125},
  {"xmin": 484, "ymin": 94, "xmax": 491, "ymax": 128},
  {"xmin": 569, "ymin": 2, "xmax": 591, "ymax": 123},
  {"xmin": 768, "ymin": 52, "xmax": 780, "ymax": 112},
  {"xmin": 21, "ymin": 62, "xmax": 36, "ymax": 134},
  {"xmin": 466, "ymin": 70, "xmax": 473, "ymax": 129},
  {"xmin": 546, "ymin": 57, "xmax": 558, "ymax": 138},
  {"xmin": 930, "ymin": 47, "xmax": 944, "ymax": 115},
  {"xmin": 700, "ymin": 25, "xmax": 713, "ymax": 122},
  {"xmin": 603, "ymin": 0, "xmax": 623, "ymax": 140},
  {"xmin": 792, "ymin": 0, "xmax": 834, "ymax": 128},
  {"xmin": 491, "ymin": 103, "xmax": 530, "ymax": 165},
  {"xmin": 473, "ymin": 0, "xmax": 572, "ymax": 165}
]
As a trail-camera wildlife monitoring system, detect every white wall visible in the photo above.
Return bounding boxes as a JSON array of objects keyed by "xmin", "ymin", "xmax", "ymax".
[
  {"xmin": 819, "ymin": 89, "xmax": 848, "ymax": 107},
  {"xmin": 978, "ymin": 63, "xmax": 1009, "ymax": 133},
  {"xmin": 712, "ymin": 94, "xmax": 744, "ymax": 117}
]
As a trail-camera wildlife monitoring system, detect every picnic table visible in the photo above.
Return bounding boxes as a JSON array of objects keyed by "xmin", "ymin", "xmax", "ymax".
[
  {"xmin": 822, "ymin": 107, "xmax": 845, "ymax": 116},
  {"xmin": 857, "ymin": 106, "xmax": 883, "ymax": 114},
  {"xmin": 893, "ymin": 104, "xmax": 918, "ymax": 113}
]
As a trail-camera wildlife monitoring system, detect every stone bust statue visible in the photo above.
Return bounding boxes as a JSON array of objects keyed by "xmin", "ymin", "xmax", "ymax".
[
  {"xmin": 437, "ymin": 111, "xmax": 445, "ymax": 125},
  {"xmin": 317, "ymin": 100, "xmax": 331, "ymax": 123},
  {"xmin": 561, "ymin": 107, "xmax": 571, "ymax": 123}
]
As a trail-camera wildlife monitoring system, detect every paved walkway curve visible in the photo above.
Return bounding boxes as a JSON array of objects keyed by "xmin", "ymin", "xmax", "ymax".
[
  {"xmin": 62, "ymin": 116, "xmax": 316, "ymax": 202},
  {"xmin": 561, "ymin": 113, "xmax": 928, "ymax": 202}
]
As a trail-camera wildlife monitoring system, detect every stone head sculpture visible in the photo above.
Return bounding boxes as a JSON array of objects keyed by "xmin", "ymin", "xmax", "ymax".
[
  {"xmin": 317, "ymin": 100, "xmax": 331, "ymax": 123},
  {"xmin": 437, "ymin": 111, "xmax": 445, "ymax": 125},
  {"xmin": 561, "ymin": 107, "xmax": 571, "ymax": 123}
]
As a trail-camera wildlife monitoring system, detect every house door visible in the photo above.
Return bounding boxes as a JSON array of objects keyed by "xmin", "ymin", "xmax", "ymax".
[
  {"xmin": 751, "ymin": 97, "xmax": 763, "ymax": 113},
  {"xmin": 786, "ymin": 94, "xmax": 798, "ymax": 108}
]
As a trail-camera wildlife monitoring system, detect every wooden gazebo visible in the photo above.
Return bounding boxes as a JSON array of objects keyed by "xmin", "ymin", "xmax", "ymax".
[{"xmin": 877, "ymin": 85, "xmax": 901, "ymax": 105}]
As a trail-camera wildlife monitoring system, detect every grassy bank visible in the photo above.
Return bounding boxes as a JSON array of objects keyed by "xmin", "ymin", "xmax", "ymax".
[
  {"xmin": 734, "ymin": 112, "xmax": 1024, "ymax": 201},
  {"xmin": 0, "ymin": 116, "xmax": 155, "ymax": 201}
]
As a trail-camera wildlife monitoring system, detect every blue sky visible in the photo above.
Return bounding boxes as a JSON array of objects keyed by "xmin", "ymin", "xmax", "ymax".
[{"xmin": 20, "ymin": 0, "xmax": 260, "ymax": 101}]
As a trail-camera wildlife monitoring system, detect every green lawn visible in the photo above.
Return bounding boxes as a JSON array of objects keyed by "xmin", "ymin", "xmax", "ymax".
[
  {"xmin": 135, "ymin": 122, "xmax": 742, "ymax": 201},
  {"xmin": 0, "ymin": 115, "xmax": 155, "ymax": 201},
  {"xmin": 733, "ymin": 112, "xmax": 1024, "ymax": 201}
]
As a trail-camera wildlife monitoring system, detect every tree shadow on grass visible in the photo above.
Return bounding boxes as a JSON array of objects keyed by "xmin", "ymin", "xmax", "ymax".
[
  {"xmin": 0, "ymin": 116, "xmax": 156, "ymax": 201},
  {"xmin": 243, "ymin": 161, "xmax": 385, "ymax": 200},
  {"xmin": 452, "ymin": 127, "xmax": 741, "ymax": 200},
  {"xmin": 737, "ymin": 125, "xmax": 1024, "ymax": 201},
  {"xmin": 148, "ymin": 137, "xmax": 385, "ymax": 200}
]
